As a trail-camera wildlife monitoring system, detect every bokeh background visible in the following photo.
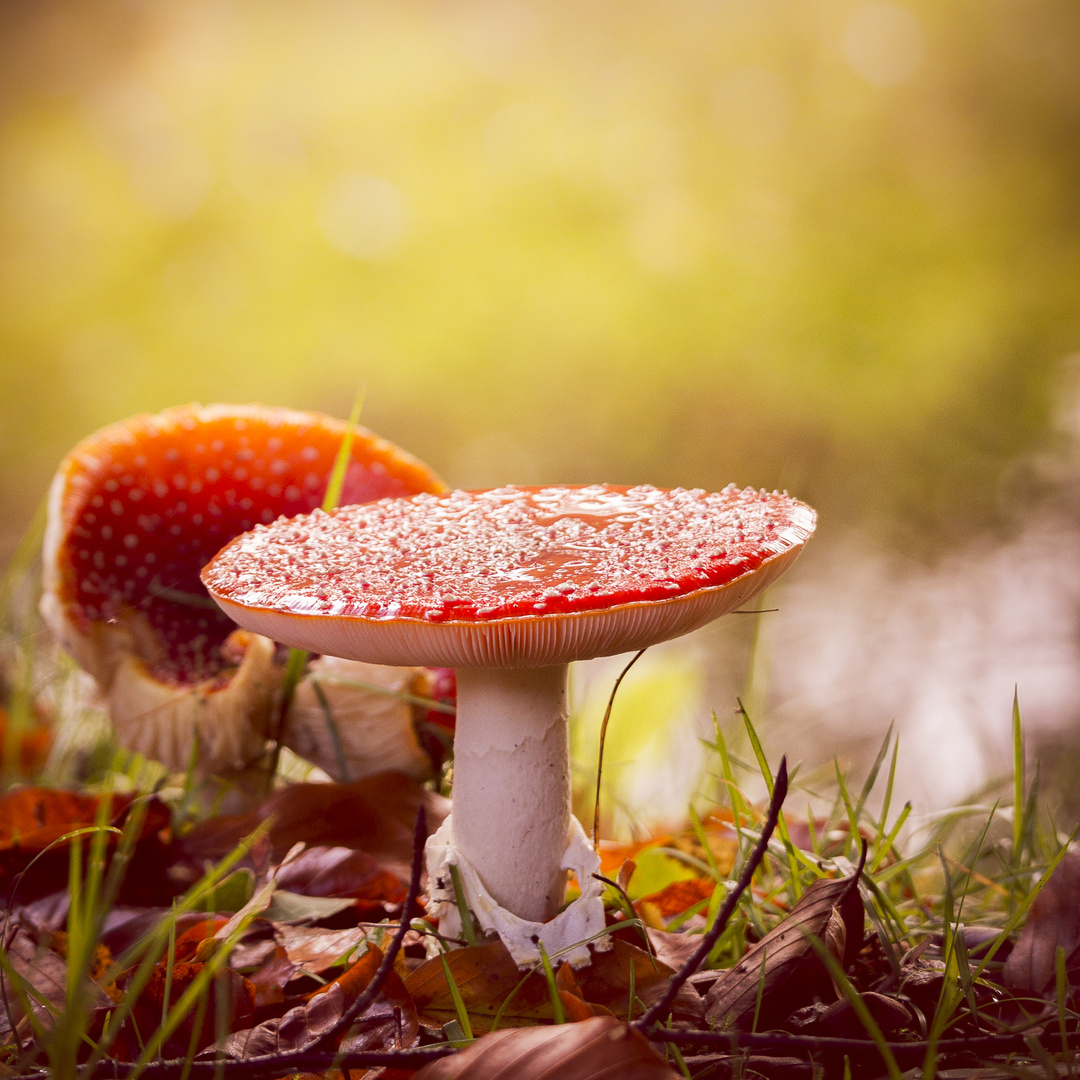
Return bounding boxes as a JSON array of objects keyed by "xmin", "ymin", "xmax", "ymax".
[{"xmin": 2, "ymin": 0, "xmax": 1079, "ymax": 829}]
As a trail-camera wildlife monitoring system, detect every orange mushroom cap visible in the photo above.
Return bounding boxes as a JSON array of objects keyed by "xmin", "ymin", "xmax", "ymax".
[{"xmin": 41, "ymin": 403, "xmax": 445, "ymax": 772}]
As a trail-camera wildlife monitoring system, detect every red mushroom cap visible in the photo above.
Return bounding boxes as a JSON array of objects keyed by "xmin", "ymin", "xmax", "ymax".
[
  {"xmin": 42, "ymin": 403, "xmax": 445, "ymax": 687},
  {"xmin": 203, "ymin": 484, "xmax": 815, "ymax": 669}
]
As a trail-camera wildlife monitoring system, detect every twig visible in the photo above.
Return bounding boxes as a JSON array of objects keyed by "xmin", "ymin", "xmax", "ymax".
[{"xmin": 634, "ymin": 756, "xmax": 789, "ymax": 1032}]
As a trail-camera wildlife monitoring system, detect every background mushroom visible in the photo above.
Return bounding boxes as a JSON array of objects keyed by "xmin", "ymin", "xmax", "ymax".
[
  {"xmin": 203, "ymin": 483, "xmax": 816, "ymax": 964},
  {"xmin": 41, "ymin": 402, "xmax": 446, "ymax": 780}
]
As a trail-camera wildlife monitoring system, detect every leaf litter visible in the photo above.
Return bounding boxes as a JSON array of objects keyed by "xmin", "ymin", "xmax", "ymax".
[{"xmin": 5, "ymin": 635, "xmax": 1080, "ymax": 1076}]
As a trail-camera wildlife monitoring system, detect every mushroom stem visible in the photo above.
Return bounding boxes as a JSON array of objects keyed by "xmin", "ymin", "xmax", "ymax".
[{"xmin": 448, "ymin": 664, "xmax": 572, "ymax": 924}]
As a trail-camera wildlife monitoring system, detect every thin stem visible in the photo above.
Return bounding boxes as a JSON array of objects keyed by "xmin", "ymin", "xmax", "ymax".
[{"xmin": 591, "ymin": 649, "xmax": 646, "ymax": 849}]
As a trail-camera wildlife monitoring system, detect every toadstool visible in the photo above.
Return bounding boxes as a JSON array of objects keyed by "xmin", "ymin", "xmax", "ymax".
[
  {"xmin": 41, "ymin": 403, "xmax": 445, "ymax": 777},
  {"xmin": 202, "ymin": 483, "xmax": 816, "ymax": 964}
]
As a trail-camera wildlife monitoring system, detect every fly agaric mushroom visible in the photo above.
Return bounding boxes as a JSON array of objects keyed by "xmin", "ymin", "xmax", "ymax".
[
  {"xmin": 41, "ymin": 403, "xmax": 445, "ymax": 777},
  {"xmin": 202, "ymin": 483, "xmax": 815, "ymax": 965}
]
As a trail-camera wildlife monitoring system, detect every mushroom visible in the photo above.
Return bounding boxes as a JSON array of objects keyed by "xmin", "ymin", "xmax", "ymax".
[
  {"xmin": 201, "ymin": 483, "xmax": 816, "ymax": 964},
  {"xmin": 41, "ymin": 403, "xmax": 445, "ymax": 778}
]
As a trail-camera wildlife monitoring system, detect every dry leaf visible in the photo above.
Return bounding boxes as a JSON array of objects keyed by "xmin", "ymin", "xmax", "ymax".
[
  {"xmin": 216, "ymin": 944, "xmax": 417, "ymax": 1058},
  {"xmin": 405, "ymin": 941, "xmax": 555, "ymax": 1031},
  {"xmin": 705, "ymin": 872, "xmax": 865, "ymax": 1031},
  {"xmin": 273, "ymin": 844, "xmax": 406, "ymax": 917},
  {"xmin": 102, "ymin": 917, "xmax": 259, "ymax": 1059},
  {"xmin": 411, "ymin": 1014, "xmax": 681, "ymax": 1080},
  {"xmin": 0, "ymin": 924, "xmax": 75, "ymax": 1042},
  {"xmin": 1003, "ymin": 849, "xmax": 1080, "ymax": 995},
  {"xmin": 0, "ymin": 789, "xmax": 171, "ymax": 903},
  {"xmin": 556, "ymin": 962, "xmax": 613, "ymax": 1022},
  {"xmin": 406, "ymin": 938, "xmax": 685, "ymax": 1032},
  {"xmin": 275, "ymin": 924, "xmax": 369, "ymax": 975},
  {"xmin": 576, "ymin": 939, "xmax": 684, "ymax": 1020},
  {"xmin": 636, "ymin": 877, "xmax": 717, "ymax": 924},
  {"xmin": 179, "ymin": 773, "xmax": 447, "ymax": 880}
]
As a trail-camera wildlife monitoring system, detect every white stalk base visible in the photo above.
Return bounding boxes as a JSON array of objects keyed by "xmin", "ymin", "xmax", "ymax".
[{"xmin": 426, "ymin": 814, "xmax": 607, "ymax": 968}]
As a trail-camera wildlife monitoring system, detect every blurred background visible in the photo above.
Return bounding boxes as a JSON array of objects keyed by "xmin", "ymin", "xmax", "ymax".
[{"xmin": 2, "ymin": 0, "xmax": 1079, "ymax": 829}]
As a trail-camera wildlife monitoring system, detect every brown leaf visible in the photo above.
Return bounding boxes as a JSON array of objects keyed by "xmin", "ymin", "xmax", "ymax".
[
  {"xmin": 646, "ymin": 926, "xmax": 707, "ymax": 972},
  {"xmin": 217, "ymin": 944, "xmax": 418, "ymax": 1058},
  {"xmin": 788, "ymin": 991, "xmax": 913, "ymax": 1037},
  {"xmin": 556, "ymin": 962, "xmax": 613, "ymax": 1022},
  {"xmin": 118, "ymin": 960, "xmax": 256, "ymax": 1060},
  {"xmin": 0, "ymin": 789, "xmax": 170, "ymax": 902},
  {"xmin": 0, "ymin": 924, "xmax": 74, "ymax": 1042},
  {"xmin": 178, "ymin": 773, "xmax": 447, "ymax": 879},
  {"xmin": 411, "ymin": 1015, "xmax": 681, "ymax": 1080},
  {"xmin": 406, "ymin": 939, "xmax": 686, "ymax": 1032},
  {"xmin": 273, "ymin": 845, "xmax": 406, "ymax": 916},
  {"xmin": 276, "ymin": 924, "xmax": 369, "ymax": 976},
  {"xmin": 242, "ymin": 945, "xmax": 298, "ymax": 1008},
  {"xmin": 636, "ymin": 876, "xmax": 717, "ymax": 922},
  {"xmin": 705, "ymin": 872, "xmax": 865, "ymax": 1032},
  {"xmin": 575, "ymin": 940, "xmax": 682, "ymax": 1020},
  {"xmin": 1003, "ymin": 849, "xmax": 1080, "ymax": 995},
  {"xmin": 405, "ymin": 942, "xmax": 555, "ymax": 1031}
]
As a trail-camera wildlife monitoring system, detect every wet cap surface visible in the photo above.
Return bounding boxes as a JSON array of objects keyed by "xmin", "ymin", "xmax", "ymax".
[{"xmin": 203, "ymin": 484, "xmax": 815, "ymax": 666}]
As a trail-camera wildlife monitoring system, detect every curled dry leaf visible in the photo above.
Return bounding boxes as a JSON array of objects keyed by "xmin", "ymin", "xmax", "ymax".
[
  {"xmin": 1003, "ymin": 849, "xmax": 1080, "ymax": 995},
  {"xmin": 285, "ymin": 656, "xmax": 433, "ymax": 782},
  {"xmin": 705, "ymin": 872, "xmax": 865, "ymax": 1032},
  {"xmin": 411, "ymin": 1014, "xmax": 681, "ymax": 1080}
]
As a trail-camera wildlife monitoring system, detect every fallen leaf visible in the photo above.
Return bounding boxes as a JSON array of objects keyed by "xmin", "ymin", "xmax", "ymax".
[
  {"xmin": 178, "ymin": 773, "xmax": 447, "ymax": 880},
  {"xmin": 275, "ymin": 924, "xmax": 369, "ymax": 975},
  {"xmin": 788, "ymin": 990, "xmax": 913, "ymax": 1037},
  {"xmin": 0, "ymin": 789, "xmax": 171, "ymax": 903},
  {"xmin": 705, "ymin": 872, "xmax": 865, "ymax": 1032},
  {"xmin": 645, "ymin": 926, "xmax": 707, "ymax": 972},
  {"xmin": 1003, "ymin": 849, "xmax": 1080, "ymax": 995},
  {"xmin": 0, "ymin": 924, "xmax": 74, "ymax": 1042},
  {"xmin": 406, "ymin": 938, "xmax": 687, "ymax": 1032},
  {"xmin": 556, "ymin": 962, "xmax": 613, "ymax": 1022},
  {"xmin": 241, "ymin": 944, "xmax": 298, "ymax": 1008},
  {"xmin": 216, "ymin": 944, "xmax": 417, "ymax": 1058},
  {"xmin": 260, "ymin": 890, "xmax": 357, "ymax": 923},
  {"xmin": 405, "ymin": 941, "xmax": 555, "ymax": 1031},
  {"xmin": 575, "ymin": 940, "xmax": 687, "ymax": 1021},
  {"xmin": 636, "ymin": 876, "xmax": 717, "ymax": 922},
  {"xmin": 411, "ymin": 1014, "xmax": 681, "ymax": 1080},
  {"xmin": 116, "ymin": 954, "xmax": 256, "ymax": 1059},
  {"xmin": 273, "ymin": 844, "xmax": 407, "ymax": 918}
]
